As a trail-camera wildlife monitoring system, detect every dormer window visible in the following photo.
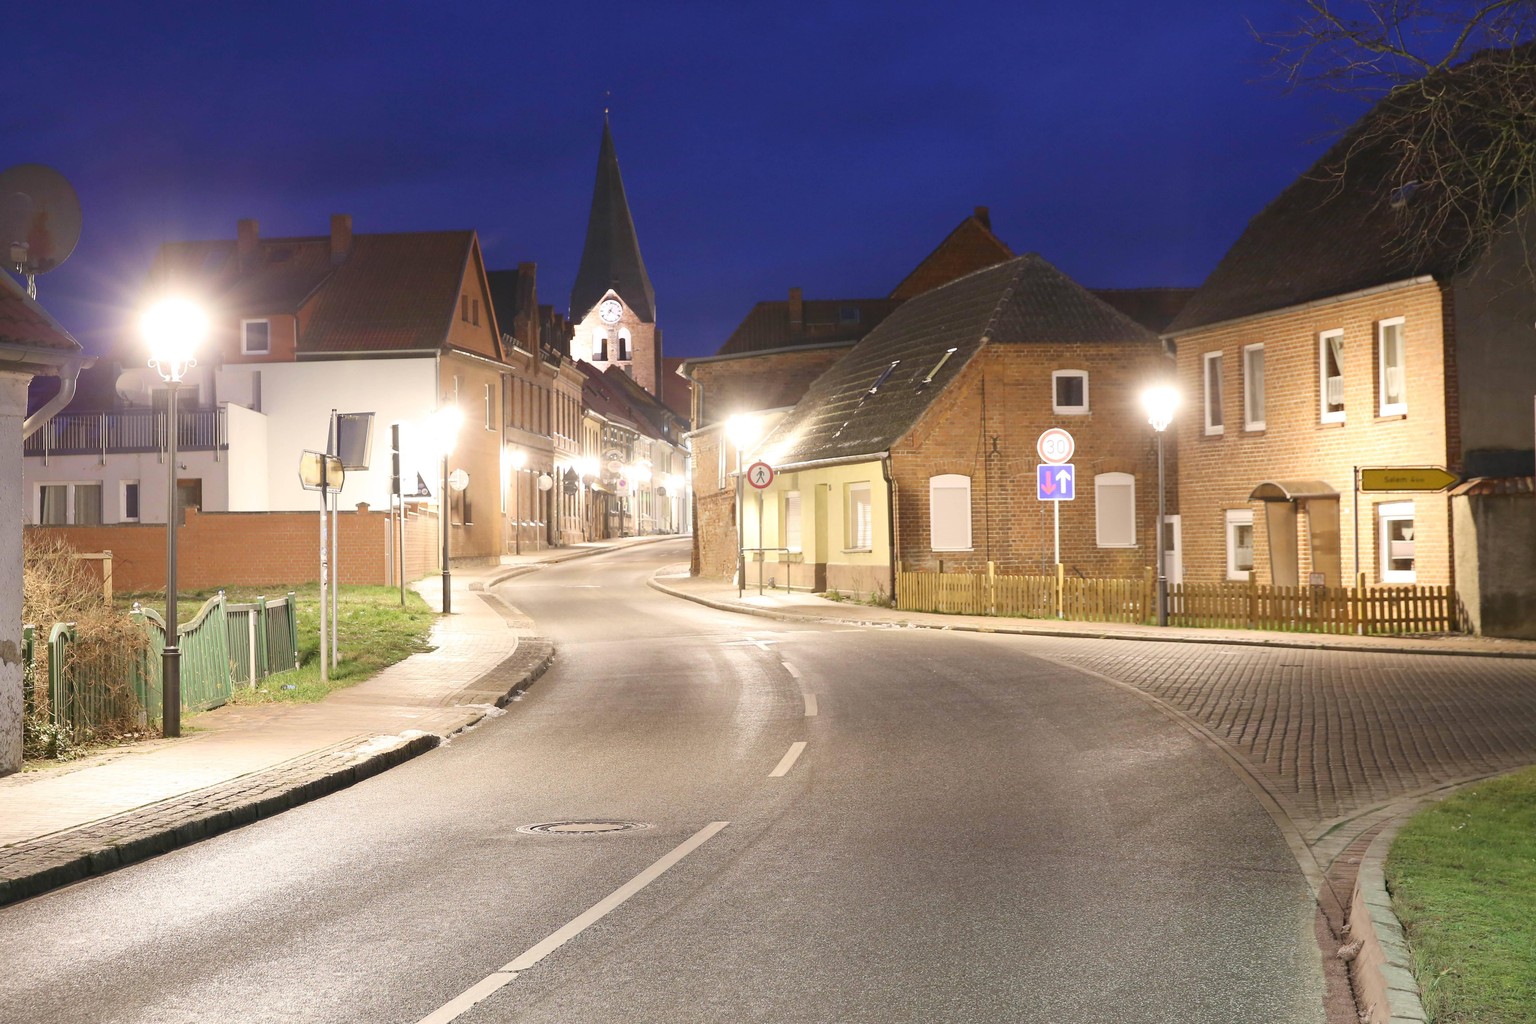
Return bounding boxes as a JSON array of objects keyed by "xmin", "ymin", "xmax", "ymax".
[{"xmin": 242, "ymin": 319, "xmax": 271, "ymax": 355}]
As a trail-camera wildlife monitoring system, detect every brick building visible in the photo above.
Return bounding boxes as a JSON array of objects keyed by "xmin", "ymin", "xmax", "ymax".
[
  {"xmin": 736, "ymin": 254, "xmax": 1173, "ymax": 598},
  {"xmin": 1164, "ymin": 61, "xmax": 1536, "ymax": 636}
]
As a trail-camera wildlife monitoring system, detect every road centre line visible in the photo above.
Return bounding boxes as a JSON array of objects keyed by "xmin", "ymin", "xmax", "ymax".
[
  {"xmin": 803, "ymin": 693, "xmax": 817, "ymax": 717},
  {"xmin": 770, "ymin": 741, "xmax": 808, "ymax": 777},
  {"xmin": 782, "ymin": 662, "xmax": 802, "ymax": 679},
  {"xmin": 416, "ymin": 821, "xmax": 730, "ymax": 1024}
]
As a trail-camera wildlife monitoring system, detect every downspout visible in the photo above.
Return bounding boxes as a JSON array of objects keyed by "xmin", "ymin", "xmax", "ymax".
[
  {"xmin": 9, "ymin": 349, "xmax": 93, "ymax": 440},
  {"xmin": 882, "ymin": 454, "xmax": 897, "ymax": 603}
]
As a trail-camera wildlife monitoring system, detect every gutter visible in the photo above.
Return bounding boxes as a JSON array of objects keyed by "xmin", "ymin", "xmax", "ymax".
[
  {"xmin": 882, "ymin": 454, "xmax": 897, "ymax": 603},
  {"xmin": 0, "ymin": 343, "xmax": 95, "ymax": 441},
  {"xmin": 1161, "ymin": 275, "xmax": 1437, "ymax": 343},
  {"xmin": 773, "ymin": 450, "xmax": 890, "ymax": 474}
]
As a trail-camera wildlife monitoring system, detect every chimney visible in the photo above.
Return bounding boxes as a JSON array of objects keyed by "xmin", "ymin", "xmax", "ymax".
[
  {"xmin": 788, "ymin": 287, "xmax": 804, "ymax": 334},
  {"xmin": 237, "ymin": 218, "xmax": 259, "ymax": 258},
  {"xmin": 330, "ymin": 214, "xmax": 353, "ymax": 265},
  {"xmin": 973, "ymin": 206, "xmax": 991, "ymax": 229}
]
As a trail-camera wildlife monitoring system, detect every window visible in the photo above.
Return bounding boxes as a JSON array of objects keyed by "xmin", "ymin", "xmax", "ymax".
[
  {"xmin": 38, "ymin": 482, "xmax": 103, "ymax": 525},
  {"xmin": 122, "ymin": 481, "xmax": 140, "ymax": 522},
  {"xmin": 460, "ymin": 295, "xmax": 470, "ymax": 322},
  {"xmin": 1378, "ymin": 501, "xmax": 1416, "ymax": 583},
  {"xmin": 1242, "ymin": 344, "xmax": 1265, "ymax": 430},
  {"xmin": 1094, "ymin": 472, "xmax": 1136, "ymax": 548},
  {"xmin": 847, "ymin": 482, "xmax": 873, "ymax": 550},
  {"xmin": 784, "ymin": 490, "xmax": 803, "ymax": 552},
  {"xmin": 1378, "ymin": 318, "xmax": 1406, "ymax": 415},
  {"xmin": 839, "ymin": 306, "xmax": 861, "ymax": 325},
  {"xmin": 484, "ymin": 383, "xmax": 493, "ymax": 430},
  {"xmin": 594, "ymin": 334, "xmax": 608, "ymax": 361},
  {"xmin": 617, "ymin": 329, "xmax": 632, "ymax": 362},
  {"xmin": 1052, "ymin": 370, "xmax": 1088, "ymax": 415},
  {"xmin": 241, "ymin": 319, "xmax": 271, "ymax": 355},
  {"xmin": 929, "ymin": 474, "xmax": 972, "ymax": 551},
  {"xmin": 472, "ymin": 298, "xmax": 481, "ymax": 327},
  {"xmin": 1320, "ymin": 330, "xmax": 1345, "ymax": 423},
  {"xmin": 1226, "ymin": 509, "xmax": 1255, "ymax": 580},
  {"xmin": 1203, "ymin": 351, "xmax": 1224, "ymax": 435}
]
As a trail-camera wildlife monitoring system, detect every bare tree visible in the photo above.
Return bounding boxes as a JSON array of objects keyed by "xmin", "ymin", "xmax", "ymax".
[{"xmin": 1264, "ymin": 2, "xmax": 1536, "ymax": 269}]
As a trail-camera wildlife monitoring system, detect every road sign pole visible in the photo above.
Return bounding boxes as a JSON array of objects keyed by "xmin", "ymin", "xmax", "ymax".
[
  {"xmin": 318, "ymin": 458, "xmax": 329, "ymax": 685},
  {"xmin": 757, "ymin": 489, "xmax": 765, "ymax": 597}
]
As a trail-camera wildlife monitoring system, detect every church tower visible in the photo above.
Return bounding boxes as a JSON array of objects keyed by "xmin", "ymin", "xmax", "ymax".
[{"xmin": 570, "ymin": 117, "xmax": 661, "ymax": 396}]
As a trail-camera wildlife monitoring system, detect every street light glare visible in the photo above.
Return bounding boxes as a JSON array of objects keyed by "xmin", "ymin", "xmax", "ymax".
[
  {"xmin": 725, "ymin": 413, "xmax": 761, "ymax": 451},
  {"xmin": 141, "ymin": 296, "xmax": 208, "ymax": 381},
  {"xmin": 427, "ymin": 405, "xmax": 464, "ymax": 457},
  {"xmin": 1140, "ymin": 383, "xmax": 1180, "ymax": 432}
]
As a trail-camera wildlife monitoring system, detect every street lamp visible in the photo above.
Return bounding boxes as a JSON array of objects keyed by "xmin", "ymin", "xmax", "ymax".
[
  {"xmin": 426, "ymin": 405, "xmax": 463, "ymax": 613},
  {"xmin": 1140, "ymin": 383, "xmax": 1180, "ymax": 627},
  {"xmin": 142, "ymin": 296, "xmax": 207, "ymax": 738},
  {"xmin": 725, "ymin": 414, "xmax": 762, "ymax": 598},
  {"xmin": 506, "ymin": 448, "xmax": 527, "ymax": 555}
]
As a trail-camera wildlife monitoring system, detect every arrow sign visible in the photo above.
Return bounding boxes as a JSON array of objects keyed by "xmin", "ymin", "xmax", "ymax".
[
  {"xmin": 1359, "ymin": 467, "xmax": 1458, "ymax": 493},
  {"xmin": 1037, "ymin": 463, "xmax": 1075, "ymax": 501}
]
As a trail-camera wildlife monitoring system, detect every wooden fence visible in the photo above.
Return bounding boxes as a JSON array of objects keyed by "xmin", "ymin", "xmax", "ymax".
[{"xmin": 895, "ymin": 563, "xmax": 1461, "ymax": 635}]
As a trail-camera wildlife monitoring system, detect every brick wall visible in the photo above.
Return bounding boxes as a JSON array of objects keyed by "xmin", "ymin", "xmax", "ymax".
[
  {"xmin": 892, "ymin": 340, "xmax": 1173, "ymax": 577},
  {"xmin": 691, "ymin": 349, "xmax": 848, "ymax": 427},
  {"xmin": 26, "ymin": 504, "xmax": 440, "ymax": 592},
  {"xmin": 1172, "ymin": 281, "xmax": 1451, "ymax": 586}
]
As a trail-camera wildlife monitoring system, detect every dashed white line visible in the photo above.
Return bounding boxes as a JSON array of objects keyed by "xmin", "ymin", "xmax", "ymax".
[
  {"xmin": 416, "ymin": 821, "xmax": 730, "ymax": 1024},
  {"xmin": 770, "ymin": 741, "xmax": 808, "ymax": 777},
  {"xmin": 803, "ymin": 693, "xmax": 818, "ymax": 717},
  {"xmin": 782, "ymin": 662, "xmax": 802, "ymax": 679}
]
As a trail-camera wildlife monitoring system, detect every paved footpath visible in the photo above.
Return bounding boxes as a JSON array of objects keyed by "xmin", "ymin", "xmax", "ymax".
[{"xmin": 0, "ymin": 537, "xmax": 666, "ymax": 906}]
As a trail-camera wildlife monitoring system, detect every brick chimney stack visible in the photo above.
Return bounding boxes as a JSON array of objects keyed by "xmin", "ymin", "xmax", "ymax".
[
  {"xmin": 974, "ymin": 206, "xmax": 991, "ymax": 229},
  {"xmin": 788, "ymin": 287, "xmax": 804, "ymax": 334},
  {"xmin": 330, "ymin": 214, "xmax": 353, "ymax": 266},
  {"xmin": 237, "ymin": 219, "xmax": 259, "ymax": 268}
]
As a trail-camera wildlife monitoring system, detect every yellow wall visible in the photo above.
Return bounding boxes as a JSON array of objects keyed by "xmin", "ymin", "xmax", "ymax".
[{"xmin": 743, "ymin": 459, "xmax": 891, "ymax": 599}]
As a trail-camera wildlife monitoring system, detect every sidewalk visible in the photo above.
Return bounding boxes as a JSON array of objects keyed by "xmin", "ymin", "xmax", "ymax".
[
  {"xmin": 0, "ymin": 535, "xmax": 670, "ymax": 906},
  {"xmin": 648, "ymin": 570, "xmax": 1536, "ymax": 660}
]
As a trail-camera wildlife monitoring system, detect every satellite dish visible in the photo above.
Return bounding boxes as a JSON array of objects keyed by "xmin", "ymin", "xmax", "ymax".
[{"xmin": 1, "ymin": 163, "xmax": 83, "ymax": 281}]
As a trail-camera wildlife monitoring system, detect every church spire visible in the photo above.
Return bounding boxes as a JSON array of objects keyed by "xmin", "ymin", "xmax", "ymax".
[{"xmin": 570, "ymin": 118, "xmax": 655, "ymax": 323}]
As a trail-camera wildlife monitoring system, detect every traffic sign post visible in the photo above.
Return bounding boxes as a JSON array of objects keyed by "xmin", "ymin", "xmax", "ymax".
[
  {"xmin": 1037, "ymin": 461, "xmax": 1076, "ymax": 616},
  {"xmin": 1358, "ymin": 467, "xmax": 1458, "ymax": 492},
  {"xmin": 1036, "ymin": 463, "xmax": 1075, "ymax": 501},
  {"xmin": 1037, "ymin": 428, "xmax": 1075, "ymax": 465},
  {"xmin": 744, "ymin": 461, "xmax": 775, "ymax": 595},
  {"xmin": 746, "ymin": 461, "xmax": 775, "ymax": 489}
]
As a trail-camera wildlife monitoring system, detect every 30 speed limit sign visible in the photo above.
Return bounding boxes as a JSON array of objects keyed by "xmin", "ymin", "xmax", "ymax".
[{"xmin": 1036, "ymin": 428, "xmax": 1075, "ymax": 465}]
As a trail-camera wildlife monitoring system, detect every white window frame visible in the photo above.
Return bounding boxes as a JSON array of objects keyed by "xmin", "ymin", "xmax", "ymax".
[
  {"xmin": 1094, "ymin": 472, "xmax": 1136, "ymax": 548},
  {"xmin": 1378, "ymin": 317, "xmax": 1407, "ymax": 417},
  {"xmin": 241, "ymin": 318, "xmax": 271, "ymax": 355},
  {"xmin": 784, "ymin": 490, "xmax": 802, "ymax": 553},
  {"xmin": 928, "ymin": 474, "xmax": 972, "ymax": 552},
  {"xmin": 36, "ymin": 481, "xmax": 104, "ymax": 525},
  {"xmin": 846, "ymin": 482, "xmax": 873, "ymax": 552},
  {"xmin": 1225, "ymin": 508, "xmax": 1255, "ymax": 581},
  {"xmin": 120, "ymin": 480, "xmax": 140, "ymax": 523},
  {"xmin": 1051, "ymin": 369, "xmax": 1089, "ymax": 415},
  {"xmin": 1319, "ymin": 329, "xmax": 1345, "ymax": 423},
  {"xmin": 1242, "ymin": 343, "xmax": 1265, "ymax": 431},
  {"xmin": 484, "ymin": 383, "xmax": 494, "ymax": 430},
  {"xmin": 1203, "ymin": 351, "xmax": 1224, "ymax": 435},
  {"xmin": 1378, "ymin": 501, "xmax": 1417, "ymax": 583}
]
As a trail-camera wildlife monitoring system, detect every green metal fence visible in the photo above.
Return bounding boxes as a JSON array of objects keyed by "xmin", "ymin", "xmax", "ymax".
[
  {"xmin": 226, "ymin": 593, "xmax": 299, "ymax": 685},
  {"xmin": 133, "ymin": 595, "xmax": 233, "ymax": 715}
]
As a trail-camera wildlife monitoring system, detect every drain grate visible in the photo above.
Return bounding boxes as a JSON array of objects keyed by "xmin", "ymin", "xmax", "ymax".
[{"xmin": 518, "ymin": 820, "xmax": 652, "ymax": 836}]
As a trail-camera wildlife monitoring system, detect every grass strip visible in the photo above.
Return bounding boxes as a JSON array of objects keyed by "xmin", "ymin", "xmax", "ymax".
[{"xmin": 1385, "ymin": 765, "xmax": 1536, "ymax": 1024}]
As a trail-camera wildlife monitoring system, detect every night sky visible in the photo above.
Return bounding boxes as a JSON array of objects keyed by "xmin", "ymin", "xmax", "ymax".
[{"xmin": 9, "ymin": 1, "xmax": 1368, "ymax": 360}]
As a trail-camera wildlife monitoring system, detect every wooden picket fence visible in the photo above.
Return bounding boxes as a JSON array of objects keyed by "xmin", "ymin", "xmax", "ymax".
[{"xmin": 895, "ymin": 563, "xmax": 1461, "ymax": 635}]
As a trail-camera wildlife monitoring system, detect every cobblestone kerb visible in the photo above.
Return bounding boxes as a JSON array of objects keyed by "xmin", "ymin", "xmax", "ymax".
[{"xmin": 1348, "ymin": 820, "xmax": 1429, "ymax": 1024}]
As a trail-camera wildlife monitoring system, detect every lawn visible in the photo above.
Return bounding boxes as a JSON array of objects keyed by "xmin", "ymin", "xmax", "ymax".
[
  {"xmin": 1385, "ymin": 765, "xmax": 1536, "ymax": 1024},
  {"xmin": 123, "ymin": 584, "xmax": 436, "ymax": 704}
]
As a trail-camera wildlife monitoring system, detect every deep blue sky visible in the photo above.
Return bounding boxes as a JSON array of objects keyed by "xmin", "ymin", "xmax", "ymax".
[{"xmin": 9, "ymin": 1, "xmax": 1366, "ymax": 359}]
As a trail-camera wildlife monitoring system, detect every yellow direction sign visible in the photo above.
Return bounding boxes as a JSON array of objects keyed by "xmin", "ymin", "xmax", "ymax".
[{"xmin": 1358, "ymin": 467, "xmax": 1458, "ymax": 493}]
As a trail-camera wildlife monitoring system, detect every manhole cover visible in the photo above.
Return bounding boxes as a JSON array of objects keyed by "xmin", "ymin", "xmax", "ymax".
[{"xmin": 518, "ymin": 820, "xmax": 652, "ymax": 836}]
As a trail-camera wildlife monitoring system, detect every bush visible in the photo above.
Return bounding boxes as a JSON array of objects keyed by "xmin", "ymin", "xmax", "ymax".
[{"xmin": 22, "ymin": 536, "xmax": 151, "ymax": 757}]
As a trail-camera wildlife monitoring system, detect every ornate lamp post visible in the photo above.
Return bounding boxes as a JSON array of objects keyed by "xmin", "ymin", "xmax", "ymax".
[
  {"xmin": 142, "ymin": 297, "xmax": 207, "ymax": 738},
  {"xmin": 1140, "ymin": 384, "xmax": 1180, "ymax": 627},
  {"xmin": 426, "ymin": 405, "xmax": 463, "ymax": 613},
  {"xmin": 725, "ymin": 414, "xmax": 761, "ymax": 599}
]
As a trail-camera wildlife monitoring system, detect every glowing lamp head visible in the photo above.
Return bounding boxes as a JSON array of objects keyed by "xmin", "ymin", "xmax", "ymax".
[
  {"xmin": 507, "ymin": 448, "xmax": 528, "ymax": 471},
  {"xmin": 141, "ymin": 297, "xmax": 208, "ymax": 382},
  {"xmin": 426, "ymin": 405, "xmax": 465, "ymax": 457},
  {"xmin": 725, "ymin": 413, "xmax": 761, "ymax": 452},
  {"xmin": 1140, "ymin": 383, "xmax": 1180, "ymax": 433}
]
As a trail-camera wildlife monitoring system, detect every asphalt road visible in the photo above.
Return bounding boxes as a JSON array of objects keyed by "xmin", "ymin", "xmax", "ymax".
[{"xmin": 0, "ymin": 540, "xmax": 1328, "ymax": 1023}]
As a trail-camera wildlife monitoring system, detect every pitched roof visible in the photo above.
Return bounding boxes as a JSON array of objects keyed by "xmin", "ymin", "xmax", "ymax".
[
  {"xmin": 570, "ymin": 119, "xmax": 656, "ymax": 323},
  {"xmin": 764, "ymin": 254, "xmax": 1158, "ymax": 467},
  {"xmin": 0, "ymin": 270, "xmax": 81, "ymax": 354},
  {"xmin": 1091, "ymin": 287, "xmax": 1196, "ymax": 333},
  {"xmin": 718, "ymin": 297, "xmax": 903, "ymax": 355},
  {"xmin": 302, "ymin": 231, "xmax": 477, "ymax": 353},
  {"xmin": 1169, "ymin": 49, "xmax": 1532, "ymax": 333},
  {"xmin": 889, "ymin": 207, "xmax": 1014, "ymax": 300},
  {"xmin": 659, "ymin": 356, "xmax": 693, "ymax": 418},
  {"xmin": 150, "ymin": 236, "xmax": 335, "ymax": 318}
]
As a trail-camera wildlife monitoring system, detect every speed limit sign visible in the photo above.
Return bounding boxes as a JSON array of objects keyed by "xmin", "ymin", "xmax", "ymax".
[{"xmin": 1037, "ymin": 428, "xmax": 1075, "ymax": 465}]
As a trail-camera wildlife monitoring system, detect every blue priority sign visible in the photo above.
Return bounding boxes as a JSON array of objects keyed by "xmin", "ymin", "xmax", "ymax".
[{"xmin": 1037, "ymin": 463, "xmax": 1075, "ymax": 501}]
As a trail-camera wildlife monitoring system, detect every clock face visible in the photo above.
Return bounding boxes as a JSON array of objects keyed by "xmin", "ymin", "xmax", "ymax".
[{"xmin": 598, "ymin": 299, "xmax": 623, "ymax": 324}]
